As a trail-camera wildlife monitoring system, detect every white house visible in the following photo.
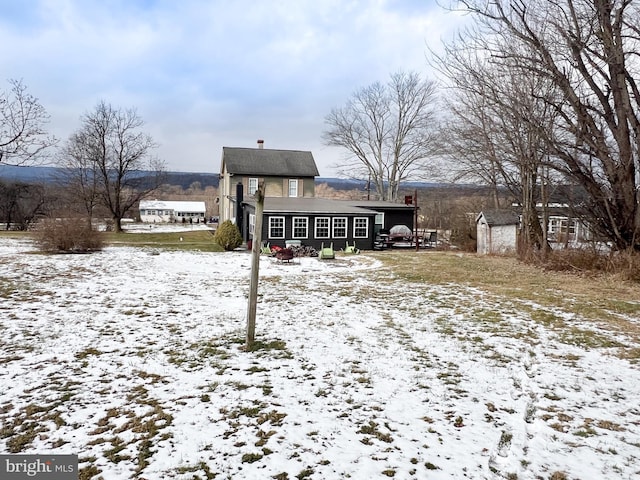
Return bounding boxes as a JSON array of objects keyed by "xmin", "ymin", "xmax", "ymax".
[
  {"xmin": 476, "ymin": 210, "xmax": 519, "ymax": 255},
  {"xmin": 139, "ymin": 200, "xmax": 206, "ymax": 223}
]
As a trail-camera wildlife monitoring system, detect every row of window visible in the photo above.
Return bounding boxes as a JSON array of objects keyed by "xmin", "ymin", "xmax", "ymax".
[
  {"xmin": 249, "ymin": 216, "xmax": 370, "ymax": 239},
  {"xmin": 142, "ymin": 209, "xmax": 172, "ymax": 216},
  {"xmin": 141, "ymin": 210, "xmax": 204, "ymax": 217},
  {"xmin": 248, "ymin": 178, "xmax": 298, "ymax": 197},
  {"xmin": 548, "ymin": 217, "xmax": 577, "ymax": 235}
]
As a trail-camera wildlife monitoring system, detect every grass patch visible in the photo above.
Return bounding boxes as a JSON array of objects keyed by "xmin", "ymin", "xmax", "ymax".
[{"xmin": 103, "ymin": 230, "xmax": 223, "ymax": 252}]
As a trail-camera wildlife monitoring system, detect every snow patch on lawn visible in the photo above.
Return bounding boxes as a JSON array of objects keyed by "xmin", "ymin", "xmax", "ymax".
[{"xmin": 0, "ymin": 237, "xmax": 639, "ymax": 479}]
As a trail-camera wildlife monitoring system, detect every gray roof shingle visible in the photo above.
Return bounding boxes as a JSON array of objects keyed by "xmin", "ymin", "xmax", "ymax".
[
  {"xmin": 222, "ymin": 147, "xmax": 320, "ymax": 177},
  {"xmin": 478, "ymin": 209, "xmax": 519, "ymax": 226},
  {"xmin": 243, "ymin": 197, "xmax": 376, "ymax": 215}
]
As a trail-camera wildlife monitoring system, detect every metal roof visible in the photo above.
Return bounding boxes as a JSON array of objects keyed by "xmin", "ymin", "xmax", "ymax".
[
  {"xmin": 477, "ymin": 209, "xmax": 519, "ymax": 226},
  {"xmin": 340, "ymin": 200, "xmax": 414, "ymax": 211},
  {"xmin": 139, "ymin": 200, "xmax": 206, "ymax": 212},
  {"xmin": 222, "ymin": 147, "xmax": 320, "ymax": 177},
  {"xmin": 243, "ymin": 197, "xmax": 377, "ymax": 215}
]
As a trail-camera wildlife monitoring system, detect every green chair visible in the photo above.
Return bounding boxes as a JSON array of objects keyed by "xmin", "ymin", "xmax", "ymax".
[
  {"xmin": 319, "ymin": 242, "xmax": 335, "ymax": 260},
  {"xmin": 260, "ymin": 242, "xmax": 273, "ymax": 255},
  {"xmin": 343, "ymin": 241, "xmax": 359, "ymax": 254}
]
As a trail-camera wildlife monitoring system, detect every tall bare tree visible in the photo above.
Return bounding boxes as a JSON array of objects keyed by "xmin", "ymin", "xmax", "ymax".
[
  {"xmin": 323, "ymin": 71, "xmax": 438, "ymax": 201},
  {"xmin": 0, "ymin": 79, "xmax": 57, "ymax": 165},
  {"xmin": 446, "ymin": 0, "xmax": 640, "ymax": 251},
  {"xmin": 57, "ymin": 130, "xmax": 103, "ymax": 228},
  {"xmin": 63, "ymin": 101, "xmax": 165, "ymax": 232},
  {"xmin": 435, "ymin": 42, "xmax": 560, "ymax": 252}
]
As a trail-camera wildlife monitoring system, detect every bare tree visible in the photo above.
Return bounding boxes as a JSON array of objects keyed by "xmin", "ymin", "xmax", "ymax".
[
  {"xmin": 57, "ymin": 130, "xmax": 103, "ymax": 228},
  {"xmin": 445, "ymin": 0, "xmax": 640, "ymax": 251},
  {"xmin": 0, "ymin": 79, "xmax": 57, "ymax": 165},
  {"xmin": 0, "ymin": 180, "xmax": 49, "ymax": 230},
  {"xmin": 323, "ymin": 71, "xmax": 438, "ymax": 202},
  {"xmin": 63, "ymin": 101, "xmax": 165, "ymax": 232},
  {"xmin": 435, "ymin": 40, "xmax": 561, "ymax": 253}
]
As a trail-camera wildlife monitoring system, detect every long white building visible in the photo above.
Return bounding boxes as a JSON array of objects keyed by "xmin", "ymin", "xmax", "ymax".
[{"xmin": 139, "ymin": 200, "xmax": 206, "ymax": 223}]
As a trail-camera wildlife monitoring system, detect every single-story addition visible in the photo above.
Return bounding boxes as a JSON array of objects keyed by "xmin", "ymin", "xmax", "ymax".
[
  {"xmin": 139, "ymin": 200, "xmax": 206, "ymax": 223},
  {"xmin": 476, "ymin": 209, "xmax": 519, "ymax": 255},
  {"xmin": 241, "ymin": 197, "xmax": 413, "ymax": 251}
]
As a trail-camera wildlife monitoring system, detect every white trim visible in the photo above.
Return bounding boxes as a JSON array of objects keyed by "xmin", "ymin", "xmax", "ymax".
[
  {"xmin": 249, "ymin": 213, "xmax": 255, "ymax": 235},
  {"xmin": 332, "ymin": 217, "xmax": 347, "ymax": 238},
  {"xmin": 288, "ymin": 179, "xmax": 298, "ymax": 197},
  {"xmin": 353, "ymin": 217, "xmax": 369, "ymax": 238},
  {"xmin": 315, "ymin": 217, "xmax": 330, "ymax": 239},
  {"xmin": 292, "ymin": 216, "xmax": 309, "ymax": 239},
  {"xmin": 269, "ymin": 216, "xmax": 285, "ymax": 239},
  {"xmin": 248, "ymin": 178, "xmax": 259, "ymax": 195}
]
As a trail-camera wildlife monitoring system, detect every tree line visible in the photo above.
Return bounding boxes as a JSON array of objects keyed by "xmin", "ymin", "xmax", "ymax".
[{"xmin": 2, "ymin": 0, "xmax": 638, "ymax": 253}]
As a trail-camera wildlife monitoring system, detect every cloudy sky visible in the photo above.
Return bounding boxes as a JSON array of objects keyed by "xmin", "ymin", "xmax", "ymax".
[{"xmin": 1, "ymin": 0, "xmax": 465, "ymax": 176}]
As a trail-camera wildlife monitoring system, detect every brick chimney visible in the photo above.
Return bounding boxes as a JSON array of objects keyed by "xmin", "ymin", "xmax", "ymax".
[{"xmin": 257, "ymin": 139, "xmax": 264, "ymax": 149}]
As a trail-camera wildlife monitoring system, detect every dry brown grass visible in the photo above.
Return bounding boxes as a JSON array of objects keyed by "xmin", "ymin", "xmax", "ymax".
[
  {"xmin": 372, "ymin": 250, "xmax": 640, "ymax": 351},
  {"xmin": 374, "ymin": 250, "xmax": 640, "ymax": 304}
]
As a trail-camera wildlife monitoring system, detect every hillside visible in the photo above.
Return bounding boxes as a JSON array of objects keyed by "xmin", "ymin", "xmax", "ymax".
[{"xmin": 0, "ymin": 165, "xmax": 466, "ymax": 192}]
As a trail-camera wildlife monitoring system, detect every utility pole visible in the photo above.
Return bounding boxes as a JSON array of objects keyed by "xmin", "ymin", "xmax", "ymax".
[{"xmin": 245, "ymin": 182, "xmax": 265, "ymax": 351}]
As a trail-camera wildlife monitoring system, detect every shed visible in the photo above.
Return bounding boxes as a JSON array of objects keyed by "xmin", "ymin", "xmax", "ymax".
[{"xmin": 476, "ymin": 210, "xmax": 519, "ymax": 255}]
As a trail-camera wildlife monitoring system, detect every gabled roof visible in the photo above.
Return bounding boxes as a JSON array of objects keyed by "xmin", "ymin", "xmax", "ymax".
[
  {"xmin": 477, "ymin": 209, "xmax": 519, "ymax": 226},
  {"xmin": 221, "ymin": 147, "xmax": 319, "ymax": 177}
]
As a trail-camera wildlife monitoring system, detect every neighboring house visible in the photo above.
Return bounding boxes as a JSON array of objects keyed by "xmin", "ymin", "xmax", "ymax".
[
  {"xmin": 139, "ymin": 200, "xmax": 206, "ymax": 223},
  {"xmin": 476, "ymin": 209, "xmax": 519, "ymax": 255},
  {"xmin": 541, "ymin": 205, "xmax": 593, "ymax": 244},
  {"xmin": 511, "ymin": 184, "xmax": 594, "ymax": 244},
  {"xmin": 219, "ymin": 141, "xmax": 415, "ymax": 250}
]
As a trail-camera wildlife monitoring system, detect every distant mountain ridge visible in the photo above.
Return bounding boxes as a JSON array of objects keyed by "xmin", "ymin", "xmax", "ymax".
[{"xmin": 0, "ymin": 165, "xmax": 447, "ymax": 191}]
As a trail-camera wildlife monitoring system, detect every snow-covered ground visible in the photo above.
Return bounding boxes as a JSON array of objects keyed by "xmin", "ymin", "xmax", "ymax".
[{"xmin": 0, "ymin": 236, "xmax": 639, "ymax": 479}]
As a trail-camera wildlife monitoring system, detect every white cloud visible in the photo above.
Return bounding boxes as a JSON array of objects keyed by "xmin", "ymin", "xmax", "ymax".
[{"xmin": 0, "ymin": 0, "xmax": 467, "ymax": 175}]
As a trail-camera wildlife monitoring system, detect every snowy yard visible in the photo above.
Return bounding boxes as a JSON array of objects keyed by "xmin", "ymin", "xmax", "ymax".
[{"xmin": 1, "ymin": 236, "xmax": 639, "ymax": 480}]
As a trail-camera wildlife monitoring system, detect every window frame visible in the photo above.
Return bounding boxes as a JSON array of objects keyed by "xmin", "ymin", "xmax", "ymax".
[
  {"xmin": 249, "ymin": 213, "xmax": 255, "ymax": 235},
  {"xmin": 332, "ymin": 217, "xmax": 347, "ymax": 238},
  {"xmin": 315, "ymin": 217, "xmax": 330, "ymax": 239},
  {"xmin": 248, "ymin": 177, "xmax": 259, "ymax": 196},
  {"xmin": 292, "ymin": 216, "xmax": 309, "ymax": 239},
  {"xmin": 288, "ymin": 179, "xmax": 298, "ymax": 197},
  {"xmin": 353, "ymin": 217, "xmax": 369, "ymax": 238},
  {"xmin": 268, "ymin": 216, "xmax": 285, "ymax": 239}
]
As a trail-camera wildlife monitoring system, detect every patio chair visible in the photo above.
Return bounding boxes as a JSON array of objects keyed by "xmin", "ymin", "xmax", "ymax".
[
  {"xmin": 318, "ymin": 242, "xmax": 335, "ymax": 260},
  {"xmin": 260, "ymin": 242, "xmax": 273, "ymax": 255},
  {"xmin": 343, "ymin": 241, "xmax": 359, "ymax": 254}
]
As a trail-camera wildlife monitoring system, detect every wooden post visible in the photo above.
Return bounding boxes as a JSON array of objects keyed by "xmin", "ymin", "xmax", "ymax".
[
  {"xmin": 245, "ymin": 182, "xmax": 265, "ymax": 351},
  {"xmin": 414, "ymin": 189, "xmax": 419, "ymax": 252}
]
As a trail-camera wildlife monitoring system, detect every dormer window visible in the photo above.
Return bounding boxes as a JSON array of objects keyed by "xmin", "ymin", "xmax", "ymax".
[{"xmin": 288, "ymin": 179, "xmax": 298, "ymax": 197}]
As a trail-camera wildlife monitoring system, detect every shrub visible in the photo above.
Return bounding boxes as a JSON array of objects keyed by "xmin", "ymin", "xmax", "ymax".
[
  {"xmin": 213, "ymin": 220, "xmax": 242, "ymax": 251},
  {"xmin": 33, "ymin": 218, "xmax": 104, "ymax": 253},
  {"xmin": 525, "ymin": 247, "xmax": 640, "ymax": 282}
]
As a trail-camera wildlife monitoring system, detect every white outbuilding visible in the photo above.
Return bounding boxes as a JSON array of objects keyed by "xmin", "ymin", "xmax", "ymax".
[
  {"xmin": 476, "ymin": 210, "xmax": 519, "ymax": 255},
  {"xmin": 139, "ymin": 200, "xmax": 206, "ymax": 223}
]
